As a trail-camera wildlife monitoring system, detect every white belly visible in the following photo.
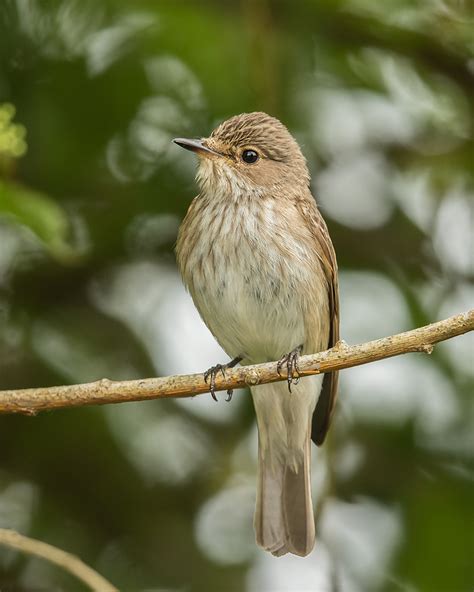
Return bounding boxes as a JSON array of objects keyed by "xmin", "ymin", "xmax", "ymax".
[
  {"xmin": 191, "ymin": 256, "xmax": 306, "ymax": 363},
  {"xmin": 186, "ymin": 213, "xmax": 314, "ymax": 363}
]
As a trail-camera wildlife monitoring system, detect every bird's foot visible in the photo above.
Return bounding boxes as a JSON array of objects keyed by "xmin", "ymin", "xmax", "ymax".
[
  {"xmin": 204, "ymin": 356, "xmax": 242, "ymax": 401},
  {"xmin": 204, "ymin": 364, "xmax": 226, "ymax": 401},
  {"xmin": 277, "ymin": 345, "xmax": 303, "ymax": 393}
]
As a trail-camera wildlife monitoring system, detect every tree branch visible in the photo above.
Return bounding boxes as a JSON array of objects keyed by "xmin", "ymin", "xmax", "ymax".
[
  {"xmin": 0, "ymin": 528, "xmax": 118, "ymax": 592},
  {"xmin": 0, "ymin": 310, "xmax": 472, "ymax": 415}
]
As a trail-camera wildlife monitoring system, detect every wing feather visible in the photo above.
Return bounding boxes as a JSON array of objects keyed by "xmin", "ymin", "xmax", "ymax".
[{"xmin": 297, "ymin": 197, "xmax": 339, "ymax": 446}]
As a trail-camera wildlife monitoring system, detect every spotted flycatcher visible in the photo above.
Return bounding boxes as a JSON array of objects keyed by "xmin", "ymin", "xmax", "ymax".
[{"xmin": 174, "ymin": 112, "xmax": 339, "ymax": 557}]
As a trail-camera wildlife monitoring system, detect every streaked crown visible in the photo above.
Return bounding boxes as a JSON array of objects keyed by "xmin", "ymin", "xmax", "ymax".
[
  {"xmin": 210, "ymin": 112, "xmax": 302, "ymax": 162},
  {"xmin": 201, "ymin": 112, "xmax": 310, "ymax": 192}
]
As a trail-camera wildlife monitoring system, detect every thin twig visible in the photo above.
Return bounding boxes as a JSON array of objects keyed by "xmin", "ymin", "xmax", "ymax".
[
  {"xmin": 0, "ymin": 528, "xmax": 118, "ymax": 592},
  {"xmin": 0, "ymin": 310, "xmax": 472, "ymax": 415}
]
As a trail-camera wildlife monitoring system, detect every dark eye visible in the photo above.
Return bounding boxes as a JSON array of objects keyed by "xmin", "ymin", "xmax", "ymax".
[{"xmin": 241, "ymin": 149, "xmax": 259, "ymax": 164}]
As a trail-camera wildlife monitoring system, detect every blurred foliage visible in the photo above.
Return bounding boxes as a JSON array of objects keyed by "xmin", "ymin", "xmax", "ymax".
[
  {"xmin": 0, "ymin": 180, "xmax": 80, "ymax": 263},
  {"xmin": 0, "ymin": 0, "xmax": 472, "ymax": 591},
  {"xmin": 0, "ymin": 103, "xmax": 27, "ymax": 160}
]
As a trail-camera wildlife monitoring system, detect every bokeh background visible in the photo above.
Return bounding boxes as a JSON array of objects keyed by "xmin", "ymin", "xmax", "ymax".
[{"xmin": 0, "ymin": 0, "xmax": 472, "ymax": 590}]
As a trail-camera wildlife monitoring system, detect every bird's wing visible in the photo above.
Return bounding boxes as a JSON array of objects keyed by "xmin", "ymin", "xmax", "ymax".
[{"xmin": 298, "ymin": 197, "xmax": 340, "ymax": 446}]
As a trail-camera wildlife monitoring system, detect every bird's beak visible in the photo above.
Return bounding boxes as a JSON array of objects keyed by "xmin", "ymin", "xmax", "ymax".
[{"xmin": 173, "ymin": 138, "xmax": 219, "ymax": 157}]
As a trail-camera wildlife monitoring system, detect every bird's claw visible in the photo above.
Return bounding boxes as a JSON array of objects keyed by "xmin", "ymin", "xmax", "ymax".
[
  {"xmin": 277, "ymin": 346, "xmax": 302, "ymax": 393},
  {"xmin": 204, "ymin": 364, "xmax": 227, "ymax": 401},
  {"xmin": 203, "ymin": 356, "xmax": 242, "ymax": 401}
]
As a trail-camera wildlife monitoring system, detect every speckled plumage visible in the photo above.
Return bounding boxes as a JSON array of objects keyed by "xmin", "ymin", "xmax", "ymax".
[{"xmin": 175, "ymin": 112, "xmax": 339, "ymax": 557}]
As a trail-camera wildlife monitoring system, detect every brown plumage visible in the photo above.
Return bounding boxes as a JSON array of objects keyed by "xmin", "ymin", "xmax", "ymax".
[{"xmin": 175, "ymin": 112, "xmax": 339, "ymax": 556}]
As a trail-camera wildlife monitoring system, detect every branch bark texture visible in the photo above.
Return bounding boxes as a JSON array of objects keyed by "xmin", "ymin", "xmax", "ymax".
[{"xmin": 0, "ymin": 310, "xmax": 472, "ymax": 416}]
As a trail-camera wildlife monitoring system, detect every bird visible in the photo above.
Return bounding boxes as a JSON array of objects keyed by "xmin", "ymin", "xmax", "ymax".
[{"xmin": 174, "ymin": 112, "xmax": 339, "ymax": 557}]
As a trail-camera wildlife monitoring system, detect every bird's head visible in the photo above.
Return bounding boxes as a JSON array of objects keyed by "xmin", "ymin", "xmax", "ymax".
[{"xmin": 174, "ymin": 112, "xmax": 309, "ymax": 197}]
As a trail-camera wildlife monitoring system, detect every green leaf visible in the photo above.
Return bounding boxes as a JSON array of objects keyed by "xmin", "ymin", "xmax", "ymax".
[{"xmin": 0, "ymin": 180, "xmax": 80, "ymax": 264}]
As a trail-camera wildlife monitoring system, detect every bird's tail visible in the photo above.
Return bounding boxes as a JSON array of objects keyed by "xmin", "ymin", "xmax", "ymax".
[{"xmin": 251, "ymin": 378, "xmax": 320, "ymax": 557}]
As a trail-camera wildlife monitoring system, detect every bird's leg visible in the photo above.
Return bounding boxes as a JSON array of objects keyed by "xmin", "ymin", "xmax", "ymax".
[
  {"xmin": 204, "ymin": 356, "xmax": 242, "ymax": 402},
  {"xmin": 277, "ymin": 345, "xmax": 303, "ymax": 393}
]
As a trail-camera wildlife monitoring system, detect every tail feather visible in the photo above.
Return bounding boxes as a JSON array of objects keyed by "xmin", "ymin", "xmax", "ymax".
[
  {"xmin": 254, "ymin": 433, "xmax": 315, "ymax": 557},
  {"xmin": 252, "ymin": 379, "xmax": 321, "ymax": 557},
  {"xmin": 282, "ymin": 436, "xmax": 315, "ymax": 555}
]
